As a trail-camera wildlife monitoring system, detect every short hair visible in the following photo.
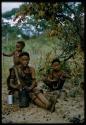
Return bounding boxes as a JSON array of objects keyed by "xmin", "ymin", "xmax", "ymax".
[
  {"xmin": 17, "ymin": 41, "xmax": 25, "ymax": 48},
  {"xmin": 19, "ymin": 52, "xmax": 30, "ymax": 59},
  {"xmin": 51, "ymin": 58, "xmax": 60, "ymax": 64}
]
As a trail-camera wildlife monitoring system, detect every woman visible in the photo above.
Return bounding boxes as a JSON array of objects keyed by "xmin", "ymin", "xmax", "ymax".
[{"xmin": 8, "ymin": 52, "xmax": 56, "ymax": 112}]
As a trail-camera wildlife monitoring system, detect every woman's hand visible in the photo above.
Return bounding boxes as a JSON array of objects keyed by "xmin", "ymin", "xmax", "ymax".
[
  {"xmin": 24, "ymin": 86, "xmax": 32, "ymax": 91},
  {"xmin": 17, "ymin": 84, "xmax": 22, "ymax": 90}
]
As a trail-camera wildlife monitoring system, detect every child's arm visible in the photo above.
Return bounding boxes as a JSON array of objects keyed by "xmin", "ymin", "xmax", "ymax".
[
  {"xmin": 47, "ymin": 73, "xmax": 57, "ymax": 82},
  {"xmin": 60, "ymin": 71, "xmax": 71, "ymax": 80},
  {"xmin": 3, "ymin": 51, "xmax": 15, "ymax": 57}
]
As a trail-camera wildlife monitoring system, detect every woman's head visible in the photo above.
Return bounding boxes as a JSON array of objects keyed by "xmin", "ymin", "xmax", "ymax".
[{"xmin": 19, "ymin": 52, "xmax": 30, "ymax": 67}]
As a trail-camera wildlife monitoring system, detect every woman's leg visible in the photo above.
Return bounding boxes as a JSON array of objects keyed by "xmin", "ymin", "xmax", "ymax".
[
  {"xmin": 32, "ymin": 92, "xmax": 51, "ymax": 109},
  {"xmin": 36, "ymin": 93, "xmax": 51, "ymax": 108}
]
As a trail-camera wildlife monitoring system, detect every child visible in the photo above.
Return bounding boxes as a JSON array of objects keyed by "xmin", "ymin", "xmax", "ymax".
[
  {"xmin": 3, "ymin": 41, "xmax": 25, "ymax": 65},
  {"xmin": 42, "ymin": 58, "xmax": 69, "ymax": 91}
]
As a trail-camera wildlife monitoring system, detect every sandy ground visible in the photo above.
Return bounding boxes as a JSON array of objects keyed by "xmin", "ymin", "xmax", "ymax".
[{"xmin": 2, "ymin": 81, "xmax": 84, "ymax": 123}]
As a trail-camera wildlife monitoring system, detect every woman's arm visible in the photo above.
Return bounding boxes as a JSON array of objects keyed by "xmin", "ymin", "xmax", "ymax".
[
  {"xmin": 9, "ymin": 68, "xmax": 21, "ymax": 89},
  {"xmin": 30, "ymin": 67, "xmax": 37, "ymax": 89},
  {"xmin": 24, "ymin": 67, "xmax": 37, "ymax": 91}
]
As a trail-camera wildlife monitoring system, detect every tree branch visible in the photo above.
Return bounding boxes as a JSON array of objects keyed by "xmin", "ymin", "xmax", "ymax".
[
  {"xmin": 56, "ymin": 13, "xmax": 84, "ymax": 51},
  {"xmin": 64, "ymin": 3, "xmax": 76, "ymax": 15},
  {"xmin": 56, "ymin": 13, "xmax": 74, "ymax": 23},
  {"xmin": 63, "ymin": 51, "xmax": 76, "ymax": 62}
]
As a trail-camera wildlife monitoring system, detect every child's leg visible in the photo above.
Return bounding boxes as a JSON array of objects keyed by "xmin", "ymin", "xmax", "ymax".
[{"xmin": 57, "ymin": 79, "xmax": 65, "ymax": 90}]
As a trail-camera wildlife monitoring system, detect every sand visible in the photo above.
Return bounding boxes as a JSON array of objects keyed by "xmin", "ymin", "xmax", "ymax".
[{"xmin": 2, "ymin": 81, "xmax": 84, "ymax": 123}]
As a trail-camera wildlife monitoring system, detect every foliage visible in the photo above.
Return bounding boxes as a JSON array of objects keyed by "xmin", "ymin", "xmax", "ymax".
[
  {"xmin": 2, "ymin": 8, "xmax": 19, "ymax": 19},
  {"xmin": 14, "ymin": 2, "xmax": 84, "ymax": 51},
  {"xmin": 2, "ymin": 22, "xmax": 21, "ymax": 40}
]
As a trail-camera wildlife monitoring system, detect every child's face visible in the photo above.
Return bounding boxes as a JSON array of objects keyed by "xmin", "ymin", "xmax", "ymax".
[
  {"xmin": 52, "ymin": 62, "xmax": 60, "ymax": 71},
  {"xmin": 16, "ymin": 43, "xmax": 23, "ymax": 51},
  {"xmin": 20, "ymin": 55, "xmax": 30, "ymax": 67}
]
